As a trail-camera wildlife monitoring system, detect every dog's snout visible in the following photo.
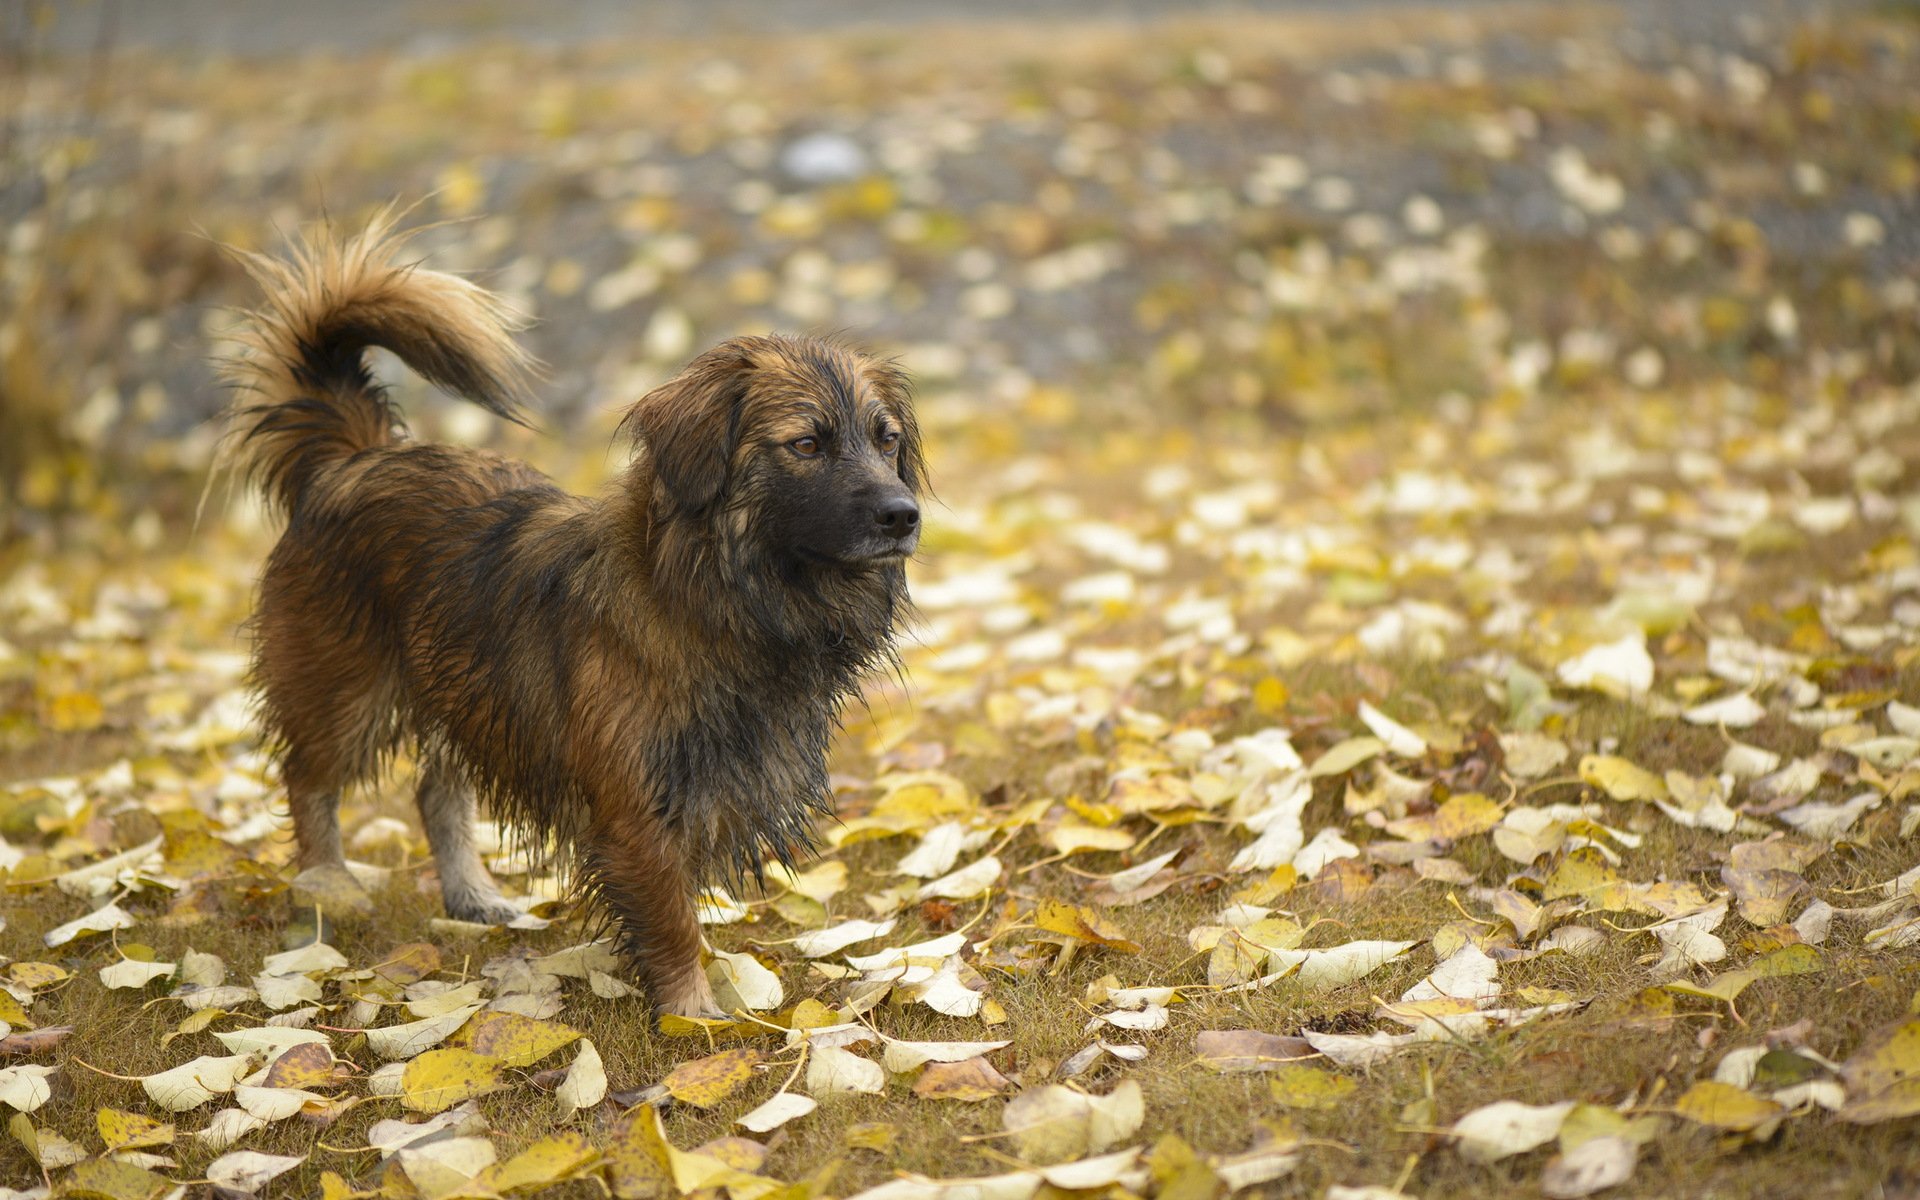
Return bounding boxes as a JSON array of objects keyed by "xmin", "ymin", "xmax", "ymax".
[{"xmin": 874, "ymin": 496, "xmax": 920, "ymax": 537}]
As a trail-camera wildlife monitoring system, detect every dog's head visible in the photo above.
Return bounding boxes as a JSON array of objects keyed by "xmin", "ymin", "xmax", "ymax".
[{"xmin": 624, "ymin": 335, "xmax": 924, "ymax": 566}]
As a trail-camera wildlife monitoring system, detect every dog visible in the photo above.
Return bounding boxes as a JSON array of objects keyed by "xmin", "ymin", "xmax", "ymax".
[{"xmin": 220, "ymin": 213, "xmax": 923, "ymax": 1017}]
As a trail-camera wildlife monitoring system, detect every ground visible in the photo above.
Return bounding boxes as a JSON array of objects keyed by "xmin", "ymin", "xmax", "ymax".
[{"xmin": 2, "ymin": 0, "xmax": 1919, "ymax": 1197}]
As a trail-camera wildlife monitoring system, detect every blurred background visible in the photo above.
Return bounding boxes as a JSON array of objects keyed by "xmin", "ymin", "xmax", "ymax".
[
  {"xmin": 2, "ymin": 0, "xmax": 1917, "ymax": 770},
  {"xmin": 7, "ymin": 0, "xmax": 1914, "ymax": 547}
]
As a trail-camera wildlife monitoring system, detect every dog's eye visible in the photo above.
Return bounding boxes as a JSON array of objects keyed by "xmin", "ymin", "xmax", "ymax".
[
  {"xmin": 789, "ymin": 436, "xmax": 822, "ymax": 458},
  {"xmin": 878, "ymin": 429, "xmax": 901, "ymax": 455}
]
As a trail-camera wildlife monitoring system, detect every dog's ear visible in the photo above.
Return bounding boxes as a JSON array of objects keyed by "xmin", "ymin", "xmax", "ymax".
[
  {"xmin": 868, "ymin": 359, "xmax": 926, "ymax": 496},
  {"xmin": 623, "ymin": 341, "xmax": 756, "ymax": 513}
]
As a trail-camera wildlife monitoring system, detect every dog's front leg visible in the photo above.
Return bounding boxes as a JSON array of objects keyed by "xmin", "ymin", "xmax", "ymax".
[{"xmin": 584, "ymin": 802, "xmax": 722, "ymax": 1019}]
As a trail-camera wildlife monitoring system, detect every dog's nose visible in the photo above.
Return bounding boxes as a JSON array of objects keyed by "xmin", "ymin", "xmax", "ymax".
[{"xmin": 874, "ymin": 496, "xmax": 920, "ymax": 537}]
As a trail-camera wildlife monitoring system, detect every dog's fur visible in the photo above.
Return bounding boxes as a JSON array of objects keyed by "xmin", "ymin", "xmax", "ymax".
[{"xmin": 221, "ymin": 214, "xmax": 923, "ymax": 1016}]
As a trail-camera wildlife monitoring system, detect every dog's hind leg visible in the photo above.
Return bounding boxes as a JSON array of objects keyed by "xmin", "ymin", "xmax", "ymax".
[
  {"xmin": 415, "ymin": 747, "xmax": 520, "ymax": 925},
  {"xmin": 285, "ymin": 755, "xmax": 350, "ymax": 872}
]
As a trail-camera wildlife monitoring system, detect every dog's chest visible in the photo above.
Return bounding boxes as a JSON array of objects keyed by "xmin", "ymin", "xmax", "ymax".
[{"xmin": 641, "ymin": 678, "xmax": 837, "ymax": 872}]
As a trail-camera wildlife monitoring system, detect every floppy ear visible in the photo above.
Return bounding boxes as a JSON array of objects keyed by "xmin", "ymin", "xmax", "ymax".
[
  {"xmin": 621, "ymin": 341, "xmax": 755, "ymax": 513},
  {"xmin": 868, "ymin": 359, "xmax": 926, "ymax": 496}
]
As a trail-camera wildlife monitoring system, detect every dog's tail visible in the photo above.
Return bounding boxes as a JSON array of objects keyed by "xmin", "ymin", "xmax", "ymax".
[{"xmin": 218, "ymin": 208, "xmax": 534, "ymax": 514}]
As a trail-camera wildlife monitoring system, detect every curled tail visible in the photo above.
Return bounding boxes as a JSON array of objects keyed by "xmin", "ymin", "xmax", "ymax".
[{"xmin": 219, "ymin": 209, "xmax": 534, "ymax": 514}]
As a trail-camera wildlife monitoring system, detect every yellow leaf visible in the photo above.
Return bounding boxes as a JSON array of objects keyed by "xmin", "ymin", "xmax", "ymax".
[
  {"xmin": 1579, "ymin": 755, "xmax": 1668, "ymax": 802},
  {"xmin": 400, "ymin": 1048, "xmax": 505, "ymax": 1113},
  {"xmin": 473, "ymin": 1130, "xmax": 599, "ymax": 1193},
  {"xmin": 261, "ymin": 1042, "xmax": 338, "ymax": 1090},
  {"xmin": 1002, "ymin": 1080, "xmax": 1143, "ymax": 1164},
  {"xmin": 663, "ymin": 1048, "xmax": 762, "ymax": 1108},
  {"xmin": 1267, "ymin": 1065, "xmax": 1357, "ymax": 1110},
  {"xmin": 45, "ymin": 691, "xmax": 105, "ymax": 733},
  {"xmin": 1752, "ymin": 943, "xmax": 1823, "ymax": 978},
  {"xmin": 1108, "ymin": 774, "xmax": 1194, "ymax": 815},
  {"xmin": 785, "ymin": 998, "xmax": 839, "ymax": 1031},
  {"xmin": 1672, "ymin": 1081, "xmax": 1782, "ymax": 1131},
  {"xmin": 58, "ymin": 1158, "xmax": 167, "ymax": 1200},
  {"xmin": 1048, "ymin": 822, "xmax": 1137, "ymax": 855},
  {"xmin": 317, "ymin": 1170, "xmax": 364, "ymax": 1200},
  {"xmin": 1664, "ymin": 970, "xmax": 1759, "ymax": 1005},
  {"xmin": 1207, "ymin": 934, "xmax": 1267, "ymax": 987},
  {"xmin": 1308, "ymin": 737, "xmax": 1385, "ymax": 778},
  {"xmin": 1839, "ymin": 1018, "xmax": 1920, "ymax": 1123},
  {"xmin": 656, "ymin": 1013, "xmax": 745, "ymax": 1039},
  {"xmin": 1386, "ymin": 793, "xmax": 1502, "ymax": 841},
  {"xmin": 445, "ymin": 1010, "xmax": 580, "ymax": 1068},
  {"xmin": 1541, "ymin": 848, "xmax": 1626, "ymax": 903},
  {"xmin": 602, "ymin": 1105, "xmax": 674, "ymax": 1199},
  {"xmin": 1034, "ymin": 901, "xmax": 1143, "ymax": 954},
  {"xmin": 1253, "ymin": 677, "xmax": 1290, "ymax": 714},
  {"xmin": 97, "ymin": 1107, "xmax": 174, "ymax": 1152},
  {"xmin": 435, "ymin": 162, "xmax": 486, "ymax": 218}
]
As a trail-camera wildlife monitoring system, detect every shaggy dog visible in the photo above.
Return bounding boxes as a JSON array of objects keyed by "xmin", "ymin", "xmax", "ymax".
[{"xmin": 222, "ymin": 215, "xmax": 923, "ymax": 1016}]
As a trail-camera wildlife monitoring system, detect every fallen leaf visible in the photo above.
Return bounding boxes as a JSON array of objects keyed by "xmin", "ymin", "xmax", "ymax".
[
  {"xmin": 400, "ymin": 1048, "xmax": 506, "ymax": 1113},
  {"xmin": 664, "ymin": 1048, "xmax": 762, "ymax": 1108}
]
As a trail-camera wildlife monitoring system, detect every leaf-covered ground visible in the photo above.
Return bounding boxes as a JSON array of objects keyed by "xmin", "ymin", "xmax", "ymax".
[{"xmin": 3, "ymin": 2, "xmax": 1920, "ymax": 1197}]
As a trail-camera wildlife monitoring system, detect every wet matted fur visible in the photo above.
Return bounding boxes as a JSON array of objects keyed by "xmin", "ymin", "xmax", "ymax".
[{"xmin": 219, "ymin": 213, "xmax": 924, "ymax": 1016}]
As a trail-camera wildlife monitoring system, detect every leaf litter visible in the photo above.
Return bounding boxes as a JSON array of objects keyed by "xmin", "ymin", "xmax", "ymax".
[{"xmin": 1, "ymin": 1, "xmax": 1919, "ymax": 1197}]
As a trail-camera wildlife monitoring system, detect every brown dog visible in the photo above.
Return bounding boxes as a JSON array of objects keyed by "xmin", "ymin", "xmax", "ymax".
[{"xmin": 221, "ymin": 215, "xmax": 923, "ymax": 1016}]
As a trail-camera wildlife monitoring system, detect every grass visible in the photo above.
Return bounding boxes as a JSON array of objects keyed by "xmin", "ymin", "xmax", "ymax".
[
  {"xmin": 2, "ymin": 610, "xmax": 1915, "ymax": 1195},
  {"xmin": 3, "ymin": 0, "xmax": 1920, "ymax": 1195}
]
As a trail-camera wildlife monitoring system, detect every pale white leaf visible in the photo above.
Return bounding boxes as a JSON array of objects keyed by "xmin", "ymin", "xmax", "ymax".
[
  {"xmin": 397, "ymin": 1136, "xmax": 496, "ymax": 1197},
  {"xmin": 709, "ymin": 948, "xmax": 783, "ymax": 1012},
  {"xmin": 1036, "ymin": 1147, "xmax": 1144, "ymax": 1190},
  {"xmin": 195, "ymin": 1107, "xmax": 267, "ymax": 1152},
  {"xmin": 807, "ymin": 1045, "xmax": 885, "ymax": 1095},
  {"xmin": 1682, "ymin": 692, "xmax": 1766, "ymax": 728},
  {"xmin": 1450, "ymin": 1100, "xmax": 1575, "ymax": 1164},
  {"xmin": 1292, "ymin": 827, "xmax": 1360, "ymax": 880},
  {"xmin": 917, "ymin": 855, "xmax": 1002, "ymax": 901},
  {"xmin": 214, "ymin": 1027, "xmax": 328, "ymax": 1057},
  {"xmin": 234, "ymin": 1084, "xmax": 325, "ymax": 1122},
  {"xmin": 1401, "ymin": 943, "xmax": 1500, "ymax": 1005},
  {"xmin": 791, "ymin": 917, "xmax": 897, "ymax": 958},
  {"xmin": 253, "ymin": 972, "xmax": 322, "ymax": 1011},
  {"xmin": 1293, "ymin": 940, "xmax": 1416, "ymax": 989},
  {"xmin": 100, "ymin": 958, "xmax": 176, "ymax": 990},
  {"xmin": 910, "ymin": 959, "xmax": 984, "ymax": 1017},
  {"xmin": 143, "ymin": 1054, "xmax": 259, "ymax": 1112},
  {"xmin": 0, "ymin": 1066, "xmax": 54, "ymax": 1113},
  {"xmin": 737, "ymin": 1092, "xmax": 818, "ymax": 1133},
  {"xmin": 880, "ymin": 1037, "xmax": 1013, "ymax": 1073},
  {"xmin": 1542, "ymin": 1135, "xmax": 1638, "ymax": 1198},
  {"xmin": 843, "ymin": 1172, "xmax": 1040, "ymax": 1200},
  {"xmin": 44, "ymin": 901, "xmax": 135, "ymax": 947},
  {"xmin": 1357, "ymin": 700, "xmax": 1427, "ymax": 757},
  {"xmin": 1303, "ymin": 1029, "xmax": 1420, "ymax": 1068},
  {"xmin": 556, "ymin": 1039, "xmax": 606, "ymax": 1112},
  {"xmin": 1557, "ymin": 634, "xmax": 1653, "ymax": 695},
  {"xmin": 1722, "ymin": 741, "xmax": 1782, "ymax": 780},
  {"xmin": 896, "ymin": 823, "xmax": 975, "ymax": 878},
  {"xmin": 365, "ymin": 1006, "xmax": 481, "ymax": 1061},
  {"xmin": 260, "ymin": 942, "xmax": 348, "ymax": 976},
  {"xmin": 205, "ymin": 1149, "xmax": 304, "ymax": 1195}
]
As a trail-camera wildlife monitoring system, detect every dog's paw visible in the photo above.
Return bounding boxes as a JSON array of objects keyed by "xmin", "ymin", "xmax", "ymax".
[
  {"xmin": 658, "ymin": 971, "xmax": 728, "ymax": 1021},
  {"xmin": 444, "ymin": 889, "xmax": 523, "ymax": 926}
]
